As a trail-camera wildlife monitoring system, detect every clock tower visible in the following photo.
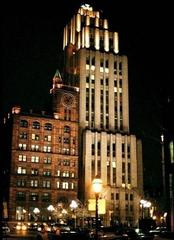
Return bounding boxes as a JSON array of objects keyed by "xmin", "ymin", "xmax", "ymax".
[{"xmin": 50, "ymin": 69, "xmax": 79, "ymax": 122}]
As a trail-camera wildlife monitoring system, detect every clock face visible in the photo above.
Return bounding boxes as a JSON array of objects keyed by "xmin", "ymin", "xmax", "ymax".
[{"xmin": 61, "ymin": 93, "xmax": 75, "ymax": 107}]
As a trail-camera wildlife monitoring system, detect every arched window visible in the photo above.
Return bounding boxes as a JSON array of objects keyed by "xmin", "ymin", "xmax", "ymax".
[
  {"xmin": 20, "ymin": 120, "xmax": 28, "ymax": 128},
  {"xmin": 44, "ymin": 123, "xmax": 52, "ymax": 131},
  {"xmin": 32, "ymin": 121, "xmax": 40, "ymax": 129}
]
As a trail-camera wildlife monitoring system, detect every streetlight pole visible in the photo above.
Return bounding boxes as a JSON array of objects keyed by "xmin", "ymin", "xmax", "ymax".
[
  {"xmin": 70, "ymin": 200, "xmax": 78, "ymax": 228},
  {"xmin": 47, "ymin": 205, "xmax": 55, "ymax": 222},
  {"xmin": 92, "ymin": 175, "xmax": 103, "ymax": 240}
]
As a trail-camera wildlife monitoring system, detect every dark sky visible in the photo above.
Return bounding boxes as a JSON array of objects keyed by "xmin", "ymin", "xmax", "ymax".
[{"xmin": 2, "ymin": 1, "xmax": 173, "ymax": 192}]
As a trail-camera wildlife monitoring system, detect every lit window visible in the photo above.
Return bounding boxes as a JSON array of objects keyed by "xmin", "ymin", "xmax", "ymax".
[
  {"xmin": 43, "ymin": 146, "xmax": 51, "ymax": 152},
  {"xmin": 62, "ymin": 171, "xmax": 69, "ymax": 177},
  {"xmin": 44, "ymin": 135, "xmax": 51, "ymax": 141},
  {"xmin": 19, "ymin": 143, "xmax": 27, "ymax": 150},
  {"xmin": 71, "ymin": 172, "xmax": 75, "ymax": 178},
  {"xmin": 30, "ymin": 180, "xmax": 38, "ymax": 187},
  {"xmin": 62, "ymin": 182, "xmax": 69, "ymax": 189},
  {"xmin": 32, "ymin": 133, "xmax": 40, "ymax": 141},
  {"xmin": 43, "ymin": 180, "xmax": 51, "ymax": 188},
  {"xmin": 18, "ymin": 155, "xmax": 27, "ymax": 162},
  {"xmin": 17, "ymin": 167, "xmax": 26, "ymax": 175},
  {"xmin": 31, "ymin": 156, "xmax": 39, "ymax": 163},
  {"xmin": 71, "ymin": 182, "xmax": 74, "ymax": 189},
  {"xmin": 31, "ymin": 145, "xmax": 39, "ymax": 151},
  {"xmin": 57, "ymin": 181, "xmax": 60, "ymax": 189}
]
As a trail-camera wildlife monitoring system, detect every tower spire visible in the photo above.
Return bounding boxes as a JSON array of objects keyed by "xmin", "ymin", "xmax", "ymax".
[{"xmin": 50, "ymin": 69, "xmax": 63, "ymax": 93}]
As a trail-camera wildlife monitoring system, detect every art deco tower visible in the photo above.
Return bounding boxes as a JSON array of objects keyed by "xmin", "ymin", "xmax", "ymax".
[
  {"xmin": 54, "ymin": 4, "xmax": 143, "ymax": 225},
  {"xmin": 61, "ymin": 4, "xmax": 143, "ymax": 226}
]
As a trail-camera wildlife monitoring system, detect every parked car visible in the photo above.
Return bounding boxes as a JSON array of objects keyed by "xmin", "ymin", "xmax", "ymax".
[
  {"xmin": 135, "ymin": 228, "xmax": 154, "ymax": 240},
  {"xmin": 149, "ymin": 226, "xmax": 168, "ymax": 236},
  {"xmin": 93, "ymin": 227, "xmax": 128, "ymax": 240}
]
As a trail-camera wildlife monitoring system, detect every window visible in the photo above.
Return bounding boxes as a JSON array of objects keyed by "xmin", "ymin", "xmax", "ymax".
[
  {"xmin": 44, "ymin": 135, "xmax": 51, "ymax": 142},
  {"xmin": 71, "ymin": 172, "xmax": 75, "ymax": 178},
  {"xmin": 57, "ymin": 181, "xmax": 60, "ymax": 189},
  {"xmin": 32, "ymin": 134, "xmax": 40, "ymax": 141},
  {"xmin": 44, "ymin": 123, "xmax": 52, "ymax": 131},
  {"xmin": 19, "ymin": 132, "xmax": 27, "ymax": 139},
  {"xmin": 91, "ymin": 144, "xmax": 95, "ymax": 155},
  {"xmin": 32, "ymin": 121, "xmax": 40, "ymax": 129},
  {"xmin": 63, "ymin": 137, "xmax": 70, "ymax": 144},
  {"xmin": 116, "ymin": 193, "xmax": 119, "ymax": 200},
  {"xmin": 92, "ymin": 57, "xmax": 95, "ymax": 66},
  {"xmin": 18, "ymin": 155, "xmax": 27, "ymax": 162},
  {"xmin": 43, "ymin": 146, "xmax": 51, "ymax": 152},
  {"xmin": 16, "ymin": 192, "xmax": 26, "ymax": 201},
  {"xmin": 31, "ymin": 145, "xmax": 39, "ymax": 151},
  {"xmin": 130, "ymin": 194, "xmax": 133, "ymax": 201},
  {"xmin": 42, "ymin": 193, "xmax": 51, "ymax": 202},
  {"xmin": 57, "ymin": 170, "xmax": 60, "ymax": 176},
  {"xmin": 30, "ymin": 180, "xmax": 38, "ymax": 187},
  {"xmin": 63, "ymin": 159, "xmax": 70, "ymax": 166},
  {"xmin": 62, "ymin": 182, "xmax": 69, "ymax": 189},
  {"xmin": 31, "ymin": 169, "xmax": 38, "ymax": 175},
  {"xmin": 29, "ymin": 192, "xmax": 39, "ymax": 201},
  {"xmin": 64, "ymin": 126, "xmax": 70, "ymax": 133},
  {"xmin": 43, "ymin": 157, "xmax": 52, "ymax": 164},
  {"xmin": 86, "ymin": 56, "xmax": 90, "ymax": 65},
  {"xmin": 17, "ymin": 179, "xmax": 26, "ymax": 187},
  {"xmin": 62, "ymin": 171, "xmax": 69, "ymax": 177},
  {"xmin": 43, "ymin": 180, "xmax": 51, "ymax": 188},
  {"xmin": 17, "ymin": 167, "xmax": 26, "ymax": 175},
  {"xmin": 43, "ymin": 170, "xmax": 51, "ymax": 177},
  {"xmin": 62, "ymin": 148, "xmax": 70, "ymax": 155},
  {"xmin": 19, "ymin": 143, "xmax": 27, "ymax": 150},
  {"xmin": 20, "ymin": 120, "xmax": 28, "ymax": 128},
  {"xmin": 122, "ymin": 162, "xmax": 125, "ymax": 173},
  {"xmin": 31, "ymin": 156, "xmax": 39, "ymax": 163}
]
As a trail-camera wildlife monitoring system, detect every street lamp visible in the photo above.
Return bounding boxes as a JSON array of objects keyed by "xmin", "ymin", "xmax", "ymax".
[
  {"xmin": 33, "ymin": 207, "xmax": 40, "ymax": 222},
  {"xmin": 70, "ymin": 200, "xmax": 78, "ymax": 228},
  {"xmin": 92, "ymin": 175, "xmax": 103, "ymax": 240},
  {"xmin": 140, "ymin": 199, "xmax": 151, "ymax": 218},
  {"xmin": 47, "ymin": 205, "xmax": 55, "ymax": 222}
]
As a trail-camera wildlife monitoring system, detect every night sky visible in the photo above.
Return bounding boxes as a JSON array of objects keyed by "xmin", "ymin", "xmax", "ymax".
[{"xmin": 2, "ymin": 1, "xmax": 173, "ymax": 194}]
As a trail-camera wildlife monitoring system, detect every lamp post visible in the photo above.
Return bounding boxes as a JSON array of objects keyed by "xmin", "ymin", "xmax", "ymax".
[
  {"xmin": 70, "ymin": 200, "xmax": 78, "ymax": 228},
  {"xmin": 140, "ymin": 199, "xmax": 151, "ymax": 219},
  {"xmin": 47, "ymin": 205, "xmax": 55, "ymax": 222},
  {"xmin": 92, "ymin": 176, "xmax": 103, "ymax": 240},
  {"xmin": 33, "ymin": 207, "xmax": 40, "ymax": 222}
]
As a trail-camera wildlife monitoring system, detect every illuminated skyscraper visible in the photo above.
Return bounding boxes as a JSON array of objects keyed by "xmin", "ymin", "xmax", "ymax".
[{"xmin": 62, "ymin": 4, "xmax": 143, "ymax": 226}]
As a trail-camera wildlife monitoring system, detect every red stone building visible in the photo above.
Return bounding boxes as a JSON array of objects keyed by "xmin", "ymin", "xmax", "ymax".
[{"xmin": 6, "ymin": 71, "xmax": 79, "ymax": 222}]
